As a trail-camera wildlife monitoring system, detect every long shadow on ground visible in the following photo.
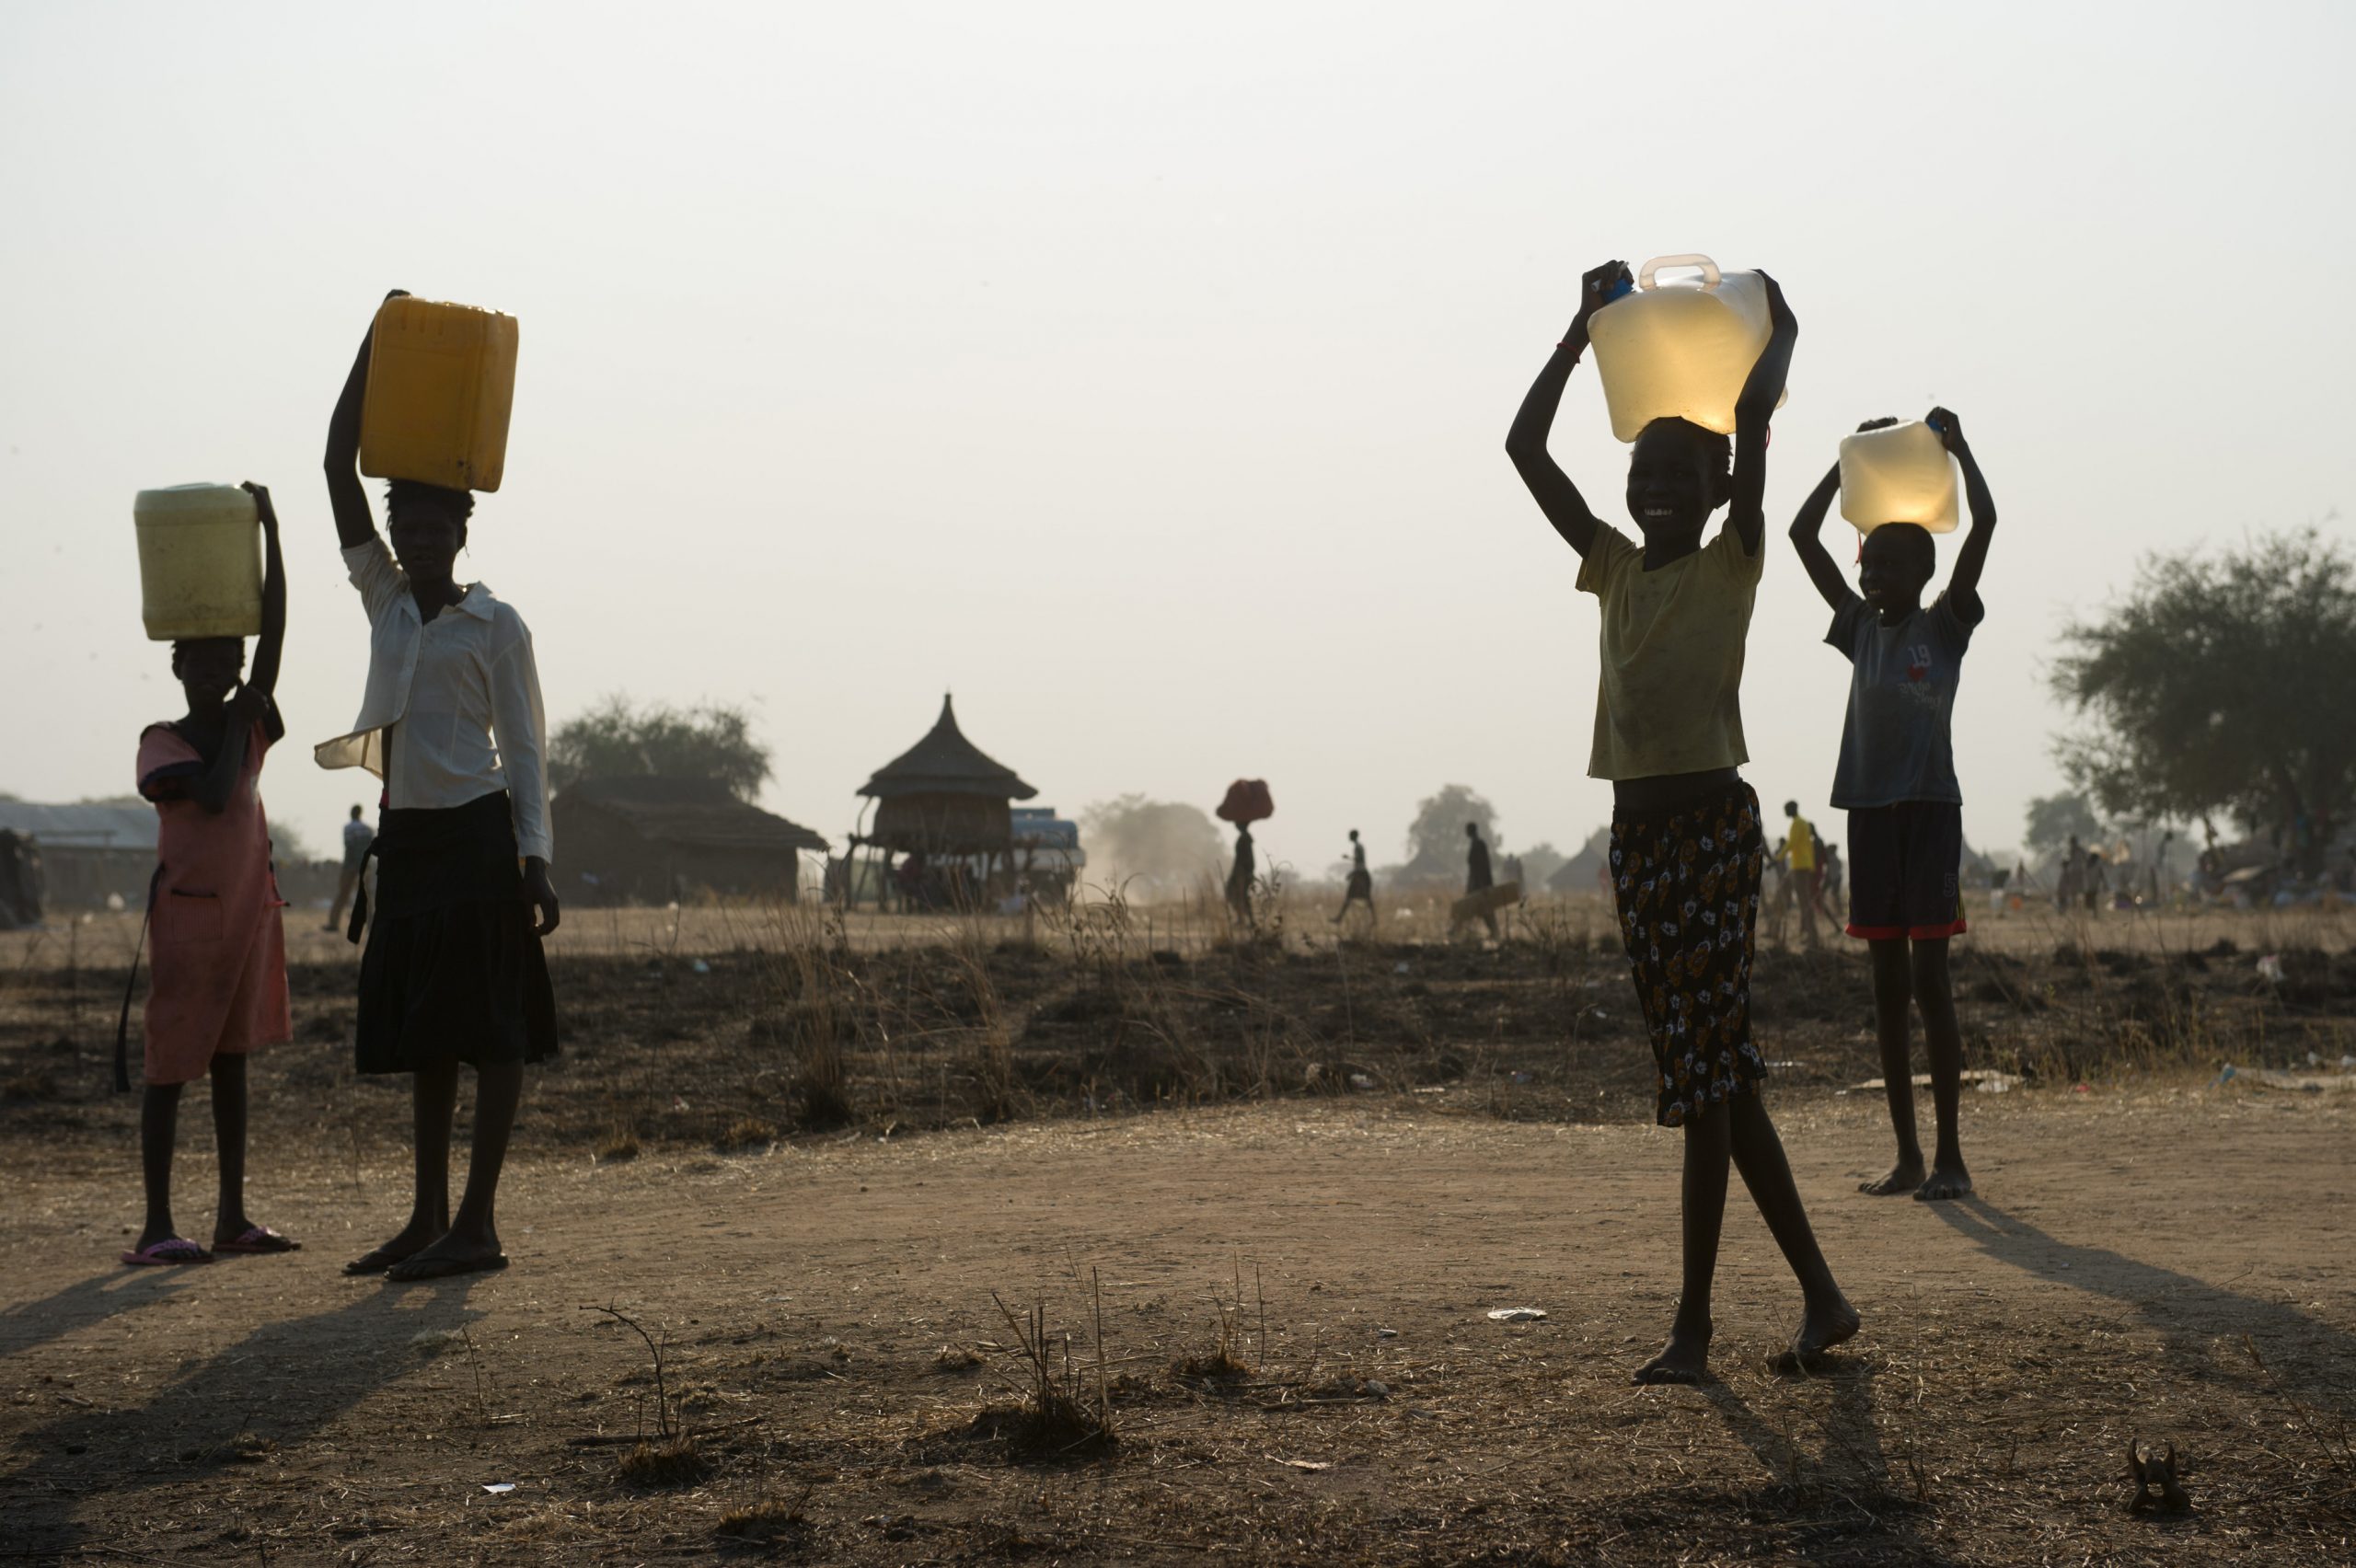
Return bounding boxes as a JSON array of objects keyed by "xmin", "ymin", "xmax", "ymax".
[{"xmin": 3, "ymin": 1273, "xmax": 491, "ymax": 1561}]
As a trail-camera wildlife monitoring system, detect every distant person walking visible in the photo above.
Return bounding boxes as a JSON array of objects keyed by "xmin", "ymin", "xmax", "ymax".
[
  {"xmin": 320, "ymin": 293, "xmax": 559, "ymax": 1283},
  {"xmin": 2083, "ymin": 848, "xmax": 2108, "ymax": 914},
  {"xmin": 1465, "ymin": 822, "xmax": 1500, "ymax": 940},
  {"xmin": 1226, "ymin": 824, "xmax": 1256, "ymax": 928},
  {"xmin": 1777, "ymin": 801, "xmax": 1823, "ymax": 947},
  {"xmin": 125, "ymin": 483, "xmax": 296, "ymax": 1266},
  {"xmin": 1791, "ymin": 406, "xmax": 1996, "ymax": 1205},
  {"xmin": 2056, "ymin": 834, "xmax": 2084, "ymax": 911},
  {"xmin": 328, "ymin": 804, "xmax": 375, "ymax": 933},
  {"xmin": 1332, "ymin": 829, "xmax": 1375, "ymax": 928}
]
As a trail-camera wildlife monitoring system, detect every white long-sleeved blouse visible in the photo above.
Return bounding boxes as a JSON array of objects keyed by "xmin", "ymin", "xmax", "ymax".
[{"xmin": 313, "ymin": 536, "xmax": 552, "ymax": 862}]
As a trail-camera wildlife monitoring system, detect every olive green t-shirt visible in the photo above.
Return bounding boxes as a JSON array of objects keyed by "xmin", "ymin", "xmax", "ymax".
[{"xmin": 1576, "ymin": 523, "xmax": 1762, "ymax": 781}]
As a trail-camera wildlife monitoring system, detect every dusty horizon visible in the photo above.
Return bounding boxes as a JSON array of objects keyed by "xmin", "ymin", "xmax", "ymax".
[{"xmin": 5, "ymin": 2, "xmax": 2350, "ymax": 882}]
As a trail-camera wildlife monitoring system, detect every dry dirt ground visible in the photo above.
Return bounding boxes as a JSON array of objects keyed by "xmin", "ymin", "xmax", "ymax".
[{"xmin": 2, "ymin": 906, "xmax": 2352, "ymax": 1564}]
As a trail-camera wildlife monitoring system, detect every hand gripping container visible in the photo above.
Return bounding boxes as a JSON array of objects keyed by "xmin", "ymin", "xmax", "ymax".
[
  {"xmin": 1586, "ymin": 254, "xmax": 1786, "ymax": 443},
  {"xmin": 358, "ymin": 295, "xmax": 519, "ymax": 492},
  {"xmin": 1839, "ymin": 420, "xmax": 1959, "ymax": 534},
  {"xmin": 134, "ymin": 484, "xmax": 261, "ymax": 640}
]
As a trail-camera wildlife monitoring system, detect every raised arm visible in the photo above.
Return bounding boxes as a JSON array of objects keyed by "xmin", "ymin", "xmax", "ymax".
[
  {"xmin": 1787, "ymin": 461, "xmax": 1851, "ymax": 611},
  {"xmin": 241, "ymin": 482, "xmax": 285, "ymax": 697},
  {"xmin": 1930, "ymin": 407, "xmax": 1997, "ymax": 601},
  {"xmin": 188, "ymin": 691, "xmax": 259, "ymax": 815},
  {"xmin": 1505, "ymin": 261, "xmax": 1630, "ymax": 558},
  {"xmin": 323, "ymin": 292, "xmax": 407, "ymax": 551},
  {"xmin": 1727, "ymin": 271, "xmax": 1798, "ymax": 555}
]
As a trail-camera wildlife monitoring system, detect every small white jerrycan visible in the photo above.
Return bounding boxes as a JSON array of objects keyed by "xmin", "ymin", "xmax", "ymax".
[
  {"xmin": 133, "ymin": 483, "xmax": 261, "ymax": 640},
  {"xmin": 1586, "ymin": 254, "xmax": 1786, "ymax": 443},
  {"xmin": 1839, "ymin": 421, "xmax": 1959, "ymax": 534}
]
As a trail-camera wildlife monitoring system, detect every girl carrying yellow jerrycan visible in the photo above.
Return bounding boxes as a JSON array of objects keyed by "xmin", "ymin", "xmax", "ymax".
[{"xmin": 122, "ymin": 481, "xmax": 297, "ymax": 1265}]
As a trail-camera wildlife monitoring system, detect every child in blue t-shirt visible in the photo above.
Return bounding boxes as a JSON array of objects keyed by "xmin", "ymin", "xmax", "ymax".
[{"xmin": 1791, "ymin": 409, "xmax": 1998, "ymax": 1203}]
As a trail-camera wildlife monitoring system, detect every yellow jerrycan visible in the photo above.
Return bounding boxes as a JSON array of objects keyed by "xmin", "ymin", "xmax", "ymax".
[
  {"xmin": 359, "ymin": 295, "xmax": 518, "ymax": 492},
  {"xmin": 134, "ymin": 484, "xmax": 261, "ymax": 640},
  {"xmin": 1839, "ymin": 421, "xmax": 1959, "ymax": 534},
  {"xmin": 1586, "ymin": 254, "xmax": 1786, "ymax": 443}
]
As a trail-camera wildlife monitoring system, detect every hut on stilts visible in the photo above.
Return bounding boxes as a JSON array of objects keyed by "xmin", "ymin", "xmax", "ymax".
[{"xmin": 849, "ymin": 695, "xmax": 1037, "ymax": 911}]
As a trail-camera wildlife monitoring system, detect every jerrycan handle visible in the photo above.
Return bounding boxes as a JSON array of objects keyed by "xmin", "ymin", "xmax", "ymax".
[{"xmin": 1637, "ymin": 254, "xmax": 1723, "ymax": 290}]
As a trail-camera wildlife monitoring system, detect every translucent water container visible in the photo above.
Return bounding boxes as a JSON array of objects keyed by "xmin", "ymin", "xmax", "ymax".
[
  {"xmin": 1586, "ymin": 254, "xmax": 1786, "ymax": 443},
  {"xmin": 359, "ymin": 295, "xmax": 518, "ymax": 492},
  {"xmin": 134, "ymin": 484, "xmax": 261, "ymax": 640},
  {"xmin": 1839, "ymin": 421, "xmax": 1959, "ymax": 534}
]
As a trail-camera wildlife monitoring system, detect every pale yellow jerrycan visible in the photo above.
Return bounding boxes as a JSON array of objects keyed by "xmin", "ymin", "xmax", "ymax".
[
  {"xmin": 1839, "ymin": 421, "xmax": 1959, "ymax": 534},
  {"xmin": 134, "ymin": 484, "xmax": 261, "ymax": 640},
  {"xmin": 1586, "ymin": 254, "xmax": 1786, "ymax": 443},
  {"xmin": 359, "ymin": 295, "xmax": 518, "ymax": 492}
]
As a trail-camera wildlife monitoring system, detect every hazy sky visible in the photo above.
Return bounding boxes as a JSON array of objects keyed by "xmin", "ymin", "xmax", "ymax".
[{"xmin": 5, "ymin": 2, "xmax": 2350, "ymax": 882}]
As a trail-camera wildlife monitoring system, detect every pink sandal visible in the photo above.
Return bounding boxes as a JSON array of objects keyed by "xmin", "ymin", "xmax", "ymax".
[
  {"xmin": 121, "ymin": 1238, "xmax": 214, "ymax": 1267},
  {"xmin": 214, "ymin": 1226, "xmax": 301, "ymax": 1255}
]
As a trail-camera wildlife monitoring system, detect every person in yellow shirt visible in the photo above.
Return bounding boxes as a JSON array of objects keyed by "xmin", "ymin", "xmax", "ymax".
[{"xmin": 1779, "ymin": 801, "xmax": 1822, "ymax": 947}]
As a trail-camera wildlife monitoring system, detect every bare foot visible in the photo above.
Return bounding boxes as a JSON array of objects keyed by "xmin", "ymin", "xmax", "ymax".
[
  {"xmin": 1859, "ymin": 1158, "xmax": 1925, "ymax": 1195},
  {"xmin": 1914, "ymin": 1163, "xmax": 1973, "ymax": 1202},
  {"xmin": 1633, "ymin": 1320, "xmax": 1712, "ymax": 1386},
  {"xmin": 1774, "ymin": 1296, "xmax": 1860, "ymax": 1372}
]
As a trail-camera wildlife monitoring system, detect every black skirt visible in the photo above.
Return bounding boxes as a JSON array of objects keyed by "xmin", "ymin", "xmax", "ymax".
[{"xmin": 353, "ymin": 790, "xmax": 557, "ymax": 1075}]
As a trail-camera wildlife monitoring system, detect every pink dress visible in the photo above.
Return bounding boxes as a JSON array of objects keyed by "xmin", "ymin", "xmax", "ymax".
[{"xmin": 136, "ymin": 717, "xmax": 291, "ymax": 1085}]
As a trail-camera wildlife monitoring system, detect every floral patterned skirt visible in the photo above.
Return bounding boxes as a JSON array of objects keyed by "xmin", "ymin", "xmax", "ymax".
[{"xmin": 1609, "ymin": 780, "xmax": 1767, "ymax": 1127}]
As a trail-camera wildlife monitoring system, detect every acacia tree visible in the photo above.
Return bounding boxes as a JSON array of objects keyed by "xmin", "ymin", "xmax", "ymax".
[
  {"xmin": 2050, "ymin": 529, "xmax": 2356, "ymax": 873},
  {"xmin": 549, "ymin": 696, "xmax": 772, "ymax": 803},
  {"xmin": 1399, "ymin": 784, "xmax": 1501, "ymax": 884},
  {"xmin": 2023, "ymin": 792, "xmax": 2106, "ymax": 859}
]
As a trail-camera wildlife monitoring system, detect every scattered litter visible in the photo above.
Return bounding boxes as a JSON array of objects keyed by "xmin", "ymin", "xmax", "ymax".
[
  {"xmin": 1392, "ymin": 962, "xmax": 1412, "ymax": 974},
  {"xmin": 1349, "ymin": 1073, "xmax": 1376, "ymax": 1090},
  {"xmin": 1269, "ymin": 1457, "xmax": 1331, "ymax": 1471},
  {"xmin": 2253, "ymin": 1071, "xmax": 2356, "ymax": 1093},
  {"xmin": 1485, "ymin": 1308, "xmax": 1546, "ymax": 1323},
  {"xmin": 1363, "ymin": 1379, "xmax": 1390, "ymax": 1398},
  {"xmin": 1510, "ymin": 1071, "xmax": 1533, "ymax": 1084},
  {"xmin": 481, "ymin": 1482, "xmax": 515, "ymax": 1495},
  {"xmin": 2073, "ymin": 1083, "xmax": 2093, "ymax": 1094},
  {"xmin": 1376, "ymin": 1327, "xmax": 1399, "ymax": 1339},
  {"xmin": 1768, "ymin": 1060, "xmax": 1805, "ymax": 1070},
  {"xmin": 2257, "ymin": 953, "xmax": 2285, "ymax": 983},
  {"xmin": 690, "ymin": 959, "xmax": 710, "ymax": 975},
  {"xmin": 2215, "ymin": 1065, "xmax": 2237, "ymax": 1087},
  {"xmin": 1852, "ymin": 1069, "xmax": 2018, "ymax": 1093}
]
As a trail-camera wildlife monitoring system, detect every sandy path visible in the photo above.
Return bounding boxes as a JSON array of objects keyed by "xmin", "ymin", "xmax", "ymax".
[{"xmin": 3, "ymin": 1086, "xmax": 2351, "ymax": 1563}]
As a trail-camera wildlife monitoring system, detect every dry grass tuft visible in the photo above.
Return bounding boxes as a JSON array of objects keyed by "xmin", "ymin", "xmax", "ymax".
[
  {"xmin": 717, "ymin": 1115, "xmax": 776, "ymax": 1151},
  {"xmin": 615, "ymin": 1436, "xmax": 707, "ymax": 1488},
  {"xmin": 966, "ymin": 1280, "xmax": 1116, "ymax": 1459},
  {"xmin": 716, "ymin": 1487, "xmax": 813, "ymax": 1546},
  {"xmin": 597, "ymin": 1130, "xmax": 641, "ymax": 1163}
]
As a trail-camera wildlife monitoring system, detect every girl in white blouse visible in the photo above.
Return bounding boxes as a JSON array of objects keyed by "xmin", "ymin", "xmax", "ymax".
[{"xmin": 319, "ymin": 291, "xmax": 559, "ymax": 1283}]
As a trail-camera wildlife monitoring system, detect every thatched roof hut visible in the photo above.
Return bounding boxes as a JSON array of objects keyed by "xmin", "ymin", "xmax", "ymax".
[
  {"xmin": 858, "ymin": 695, "xmax": 1036, "ymax": 857},
  {"xmin": 553, "ymin": 776, "xmax": 828, "ymax": 905}
]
